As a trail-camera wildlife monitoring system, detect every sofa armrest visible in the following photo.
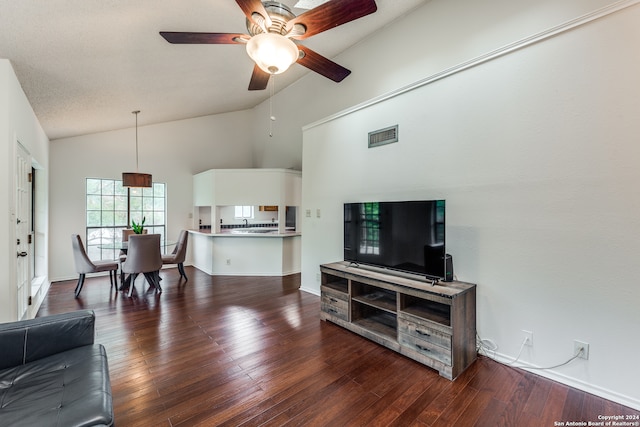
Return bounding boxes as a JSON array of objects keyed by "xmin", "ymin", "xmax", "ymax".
[{"xmin": 0, "ymin": 310, "xmax": 96, "ymax": 370}]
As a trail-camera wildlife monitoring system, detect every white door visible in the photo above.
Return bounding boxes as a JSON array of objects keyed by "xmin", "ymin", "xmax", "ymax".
[{"xmin": 15, "ymin": 142, "xmax": 31, "ymax": 320}]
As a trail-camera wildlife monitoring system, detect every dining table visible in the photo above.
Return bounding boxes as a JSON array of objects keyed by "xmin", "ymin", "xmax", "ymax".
[
  {"xmin": 98, "ymin": 240, "xmax": 175, "ymax": 292},
  {"xmin": 98, "ymin": 240, "xmax": 175, "ymax": 254}
]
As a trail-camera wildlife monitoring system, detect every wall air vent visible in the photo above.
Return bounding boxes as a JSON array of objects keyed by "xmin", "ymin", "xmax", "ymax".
[{"xmin": 368, "ymin": 125, "xmax": 398, "ymax": 148}]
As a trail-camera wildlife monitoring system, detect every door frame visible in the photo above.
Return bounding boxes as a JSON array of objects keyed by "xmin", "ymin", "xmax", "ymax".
[{"xmin": 14, "ymin": 140, "xmax": 32, "ymax": 320}]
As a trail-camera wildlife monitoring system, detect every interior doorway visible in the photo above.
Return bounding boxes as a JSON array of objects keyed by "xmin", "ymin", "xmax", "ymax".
[{"xmin": 30, "ymin": 164, "xmax": 47, "ymax": 298}]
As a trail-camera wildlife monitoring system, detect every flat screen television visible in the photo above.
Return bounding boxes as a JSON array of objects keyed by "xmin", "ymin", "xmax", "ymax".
[{"xmin": 344, "ymin": 200, "xmax": 446, "ymax": 280}]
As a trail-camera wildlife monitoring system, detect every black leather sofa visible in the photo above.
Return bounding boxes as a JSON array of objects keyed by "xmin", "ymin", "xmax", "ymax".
[{"xmin": 0, "ymin": 310, "xmax": 114, "ymax": 426}]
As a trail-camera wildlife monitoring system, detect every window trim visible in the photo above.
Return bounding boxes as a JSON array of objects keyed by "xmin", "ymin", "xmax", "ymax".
[{"xmin": 85, "ymin": 178, "xmax": 166, "ymax": 260}]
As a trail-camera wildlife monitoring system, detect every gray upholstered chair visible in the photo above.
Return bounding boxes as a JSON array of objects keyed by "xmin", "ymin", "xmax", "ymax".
[
  {"xmin": 121, "ymin": 233, "xmax": 162, "ymax": 297},
  {"xmin": 71, "ymin": 234, "xmax": 119, "ymax": 298},
  {"xmin": 162, "ymin": 230, "xmax": 189, "ymax": 280},
  {"xmin": 121, "ymin": 228, "xmax": 147, "ymax": 242},
  {"xmin": 118, "ymin": 229, "xmax": 135, "ymax": 283},
  {"xmin": 121, "ymin": 229, "xmax": 136, "ymax": 241}
]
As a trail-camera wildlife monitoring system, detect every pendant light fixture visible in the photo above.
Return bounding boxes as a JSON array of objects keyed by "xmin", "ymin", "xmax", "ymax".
[{"xmin": 122, "ymin": 110, "xmax": 152, "ymax": 188}]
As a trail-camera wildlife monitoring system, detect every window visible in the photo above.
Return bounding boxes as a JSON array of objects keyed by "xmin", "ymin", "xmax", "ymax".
[
  {"xmin": 358, "ymin": 202, "xmax": 380, "ymax": 255},
  {"xmin": 434, "ymin": 199, "xmax": 445, "ymax": 243},
  {"xmin": 86, "ymin": 178, "xmax": 166, "ymax": 260},
  {"xmin": 234, "ymin": 205, "xmax": 254, "ymax": 219}
]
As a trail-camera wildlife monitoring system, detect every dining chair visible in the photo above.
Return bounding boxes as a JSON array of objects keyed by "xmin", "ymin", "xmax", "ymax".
[
  {"xmin": 119, "ymin": 229, "xmax": 134, "ymax": 283},
  {"xmin": 71, "ymin": 234, "xmax": 119, "ymax": 298},
  {"xmin": 162, "ymin": 230, "xmax": 189, "ymax": 280},
  {"xmin": 122, "ymin": 229, "xmax": 135, "ymax": 241},
  {"xmin": 119, "ymin": 229, "xmax": 148, "ymax": 282},
  {"xmin": 122, "ymin": 228, "xmax": 147, "ymax": 241},
  {"xmin": 120, "ymin": 234, "xmax": 163, "ymax": 297}
]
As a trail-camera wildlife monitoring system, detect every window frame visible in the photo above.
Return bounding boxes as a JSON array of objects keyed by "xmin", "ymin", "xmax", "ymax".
[
  {"xmin": 234, "ymin": 205, "xmax": 254, "ymax": 219},
  {"xmin": 85, "ymin": 178, "xmax": 166, "ymax": 261}
]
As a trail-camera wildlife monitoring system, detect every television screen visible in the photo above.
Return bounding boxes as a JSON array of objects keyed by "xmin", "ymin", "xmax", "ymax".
[{"xmin": 344, "ymin": 200, "xmax": 446, "ymax": 279}]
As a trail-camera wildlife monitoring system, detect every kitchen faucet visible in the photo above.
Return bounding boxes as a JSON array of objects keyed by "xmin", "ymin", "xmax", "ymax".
[{"xmin": 243, "ymin": 218, "xmax": 248, "ymax": 226}]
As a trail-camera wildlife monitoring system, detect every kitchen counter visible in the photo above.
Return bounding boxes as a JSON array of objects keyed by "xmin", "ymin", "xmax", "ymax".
[
  {"xmin": 189, "ymin": 228, "xmax": 301, "ymax": 237},
  {"xmin": 188, "ymin": 229, "xmax": 301, "ymax": 276}
]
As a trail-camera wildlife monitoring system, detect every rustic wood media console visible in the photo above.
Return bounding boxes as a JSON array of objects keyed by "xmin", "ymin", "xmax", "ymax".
[{"xmin": 320, "ymin": 261, "xmax": 477, "ymax": 380}]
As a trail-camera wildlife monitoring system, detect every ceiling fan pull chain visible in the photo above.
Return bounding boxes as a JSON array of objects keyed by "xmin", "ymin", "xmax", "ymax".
[{"xmin": 269, "ymin": 76, "xmax": 276, "ymax": 138}]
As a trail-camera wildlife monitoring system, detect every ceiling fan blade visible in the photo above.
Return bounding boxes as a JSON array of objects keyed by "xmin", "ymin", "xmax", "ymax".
[
  {"xmin": 160, "ymin": 32, "xmax": 247, "ymax": 44},
  {"xmin": 297, "ymin": 45, "xmax": 351, "ymax": 83},
  {"xmin": 286, "ymin": 0, "xmax": 377, "ymax": 40},
  {"xmin": 236, "ymin": 0, "xmax": 272, "ymax": 29},
  {"xmin": 248, "ymin": 64, "xmax": 271, "ymax": 91}
]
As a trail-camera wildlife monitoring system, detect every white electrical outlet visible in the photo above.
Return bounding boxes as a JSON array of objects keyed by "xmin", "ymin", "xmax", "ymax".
[
  {"xmin": 305, "ymin": 209, "xmax": 311, "ymax": 218},
  {"xmin": 574, "ymin": 340, "xmax": 589, "ymax": 359},
  {"xmin": 522, "ymin": 330, "xmax": 533, "ymax": 346}
]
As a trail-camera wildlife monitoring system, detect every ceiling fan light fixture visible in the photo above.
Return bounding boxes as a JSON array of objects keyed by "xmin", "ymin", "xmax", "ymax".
[{"xmin": 246, "ymin": 33, "xmax": 299, "ymax": 75}]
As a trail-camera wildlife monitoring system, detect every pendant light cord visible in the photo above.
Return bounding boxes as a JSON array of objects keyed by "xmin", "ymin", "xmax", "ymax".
[{"xmin": 133, "ymin": 110, "xmax": 140, "ymax": 172}]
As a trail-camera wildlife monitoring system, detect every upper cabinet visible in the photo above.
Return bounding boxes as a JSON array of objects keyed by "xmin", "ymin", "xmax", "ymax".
[
  {"xmin": 193, "ymin": 169, "xmax": 215, "ymax": 207},
  {"xmin": 193, "ymin": 168, "xmax": 301, "ymax": 207}
]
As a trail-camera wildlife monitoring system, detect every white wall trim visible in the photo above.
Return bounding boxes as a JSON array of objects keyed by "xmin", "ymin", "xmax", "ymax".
[
  {"xmin": 303, "ymin": 0, "xmax": 640, "ymax": 132},
  {"xmin": 299, "ymin": 286, "xmax": 319, "ymax": 297},
  {"xmin": 27, "ymin": 279, "xmax": 51, "ymax": 320}
]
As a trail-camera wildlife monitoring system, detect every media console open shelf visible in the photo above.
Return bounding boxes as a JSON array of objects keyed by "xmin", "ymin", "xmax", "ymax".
[{"xmin": 320, "ymin": 261, "xmax": 477, "ymax": 380}]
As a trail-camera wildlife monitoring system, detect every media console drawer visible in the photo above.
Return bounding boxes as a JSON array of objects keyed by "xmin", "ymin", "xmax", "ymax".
[
  {"xmin": 320, "ymin": 262, "xmax": 476, "ymax": 380},
  {"xmin": 398, "ymin": 332, "xmax": 452, "ymax": 365},
  {"xmin": 320, "ymin": 285, "xmax": 349, "ymax": 321},
  {"xmin": 397, "ymin": 316, "xmax": 451, "ymax": 350}
]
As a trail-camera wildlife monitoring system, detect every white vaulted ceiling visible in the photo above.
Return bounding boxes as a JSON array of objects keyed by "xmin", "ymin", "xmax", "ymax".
[{"xmin": 0, "ymin": 0, "xmax": 427, "ymax": 140}]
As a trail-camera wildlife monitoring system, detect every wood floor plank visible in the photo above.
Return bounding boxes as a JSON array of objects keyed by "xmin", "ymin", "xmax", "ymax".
[
  {"xmin": 415, "ymin": 358, "xmax": 480, "ymax": 425},
  {"xmin": 473, "ymin": 397, "xmax": 509, "ymax": 427},
  {"xmin": 499, "ymin": 371, "xmax": 538, "ymax": 426},
  {"xmin": 35, "ymin": 267, "xmax": 640, "ymax": 426},
  {"xmin": 345, "ymin": 368, "xmax": 439, "ymax": 426},
  {"xmin": 449, "ymin": 389, "xmax": 495, "ymax": 427},
  {"xmin": 234, "ymin": 366, "xmax": 345, "ymax": 425},
  {"xmin": 262, "ymin": 375, "xmax": 355, "ymax": 426},
  {"xmin": 581, "ymin": 391, "xmax": 605, "ymax": 422},
  {"xmin": 523, "ymin": 375, "xmax": 553, "ymax": 416},
  {"xmin": 540, "ymin": 383, "xmax": 570, "ymax": 426},
  {"xmin": 288, "ymin": 379, "xmax": 380, "ymax": 426},
  {"xmin": 387, "ymin": 376, "xmax": 448, "ymax": 426},
  {"xmin": 562, "ymin": 387, "xmax": 586, "ymax": 422},
  {"xmin": 429, "ymin": 384, "xmax": 479, "ymax": 427}
]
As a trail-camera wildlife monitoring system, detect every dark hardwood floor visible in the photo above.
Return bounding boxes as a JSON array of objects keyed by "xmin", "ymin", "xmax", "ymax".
[{"xmin": 38, "ymin": 267, "xmax": 639, "ymax": 426}]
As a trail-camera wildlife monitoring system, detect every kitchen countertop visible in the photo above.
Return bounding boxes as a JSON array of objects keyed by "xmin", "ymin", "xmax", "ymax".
[{"xmin": 188, "ymin": 229, "xmax": 301, "ymax": 238}]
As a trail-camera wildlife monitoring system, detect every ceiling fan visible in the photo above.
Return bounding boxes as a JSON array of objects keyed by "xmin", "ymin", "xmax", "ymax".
[{"xmin": 160, "ymin": 0, "xmax": 378, "ymax": 90}]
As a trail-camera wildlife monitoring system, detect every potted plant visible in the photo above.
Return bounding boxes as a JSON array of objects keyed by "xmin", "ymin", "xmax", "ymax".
[{"xmin": 131, "ymin": 216, "xmax": 146, "ymax": 234}]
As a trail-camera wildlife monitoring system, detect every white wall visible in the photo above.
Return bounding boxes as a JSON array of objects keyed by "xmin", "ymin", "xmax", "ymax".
[
  {"xmin": 301, "ymin": 1, "xmax": 640, "ymax": 411},
  {"xmin": 0, "ymin": 61, "xmax": 11, "ymax": 321},
  {"xmin": 0, "ymin": 59, "xmax": 50, "ymax": 322},
  {"xmin": 49, "ymin": 111, "xmax": 254, "ymax": 281},
  {"xmin": 250, "ymin": 0, "xmax": 619, "ymax": 169}
]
